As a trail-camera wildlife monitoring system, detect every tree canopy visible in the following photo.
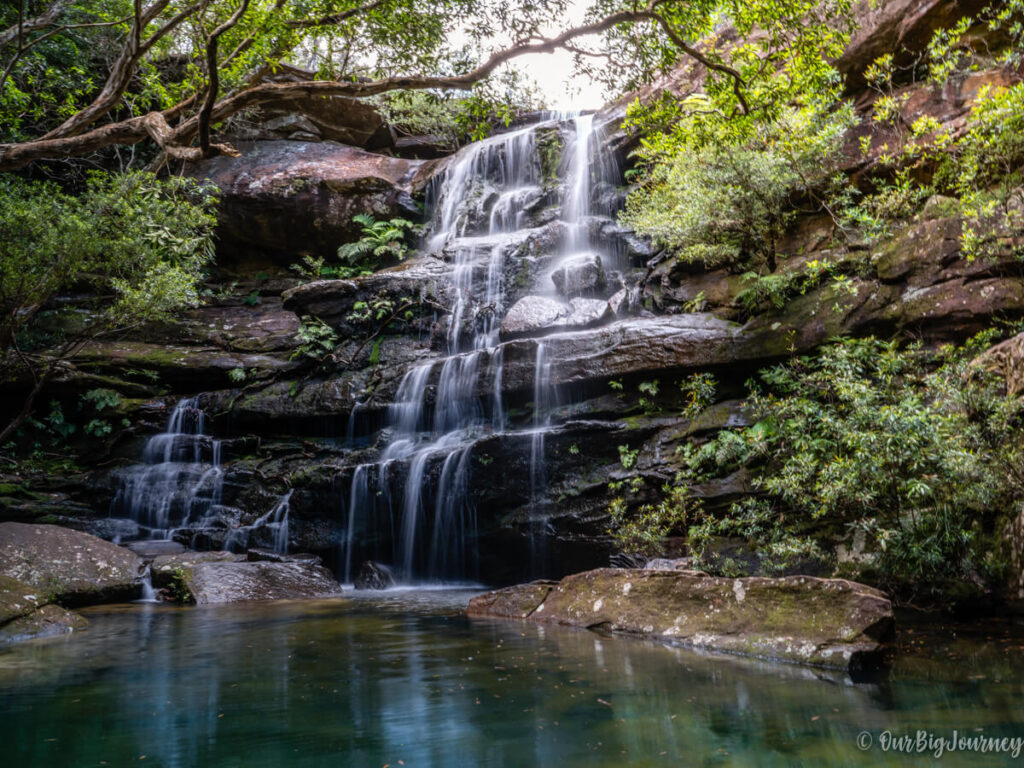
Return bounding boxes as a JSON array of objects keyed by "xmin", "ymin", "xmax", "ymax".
[{"xmin": 0, "ymin": 0, "xmax": 854, "ymax": 170}]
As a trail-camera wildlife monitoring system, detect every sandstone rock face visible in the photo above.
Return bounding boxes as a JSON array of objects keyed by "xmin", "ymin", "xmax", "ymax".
[
  {"xmin": 468, "ymin": 568, "xmax": 894, "ymax": 672},
  {"xmin": 188, "ymin": 141, "xmax": 439, "ymax": 261},
  {"xmin": 972, "ymin": 332, "xmax": 1024, "ymax": 396},
  {"xmin": 179, "ymin": 560, "xmax": 341, "ymax": 604},
  {"xmin": 0, "ymin": 523, "xmax": 143, "ymax": 605}
]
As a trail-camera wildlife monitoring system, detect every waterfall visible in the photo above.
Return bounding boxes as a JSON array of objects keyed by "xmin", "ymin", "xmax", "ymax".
[
  {"xmin": 338, "ymin": 114, "xmax": 620, "ymax": 584},
  {"xmin": 110, "ymin": 397, "xmax": 224, "ymax": 542}
]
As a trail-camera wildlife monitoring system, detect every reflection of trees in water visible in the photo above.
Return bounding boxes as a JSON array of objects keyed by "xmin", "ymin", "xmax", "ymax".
[{"xmin": 3, "ymin": 600, "xmax": 1024, "ymax": 767}]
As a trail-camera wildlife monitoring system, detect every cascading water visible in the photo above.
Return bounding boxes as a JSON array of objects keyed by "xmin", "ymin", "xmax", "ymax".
[
  {"xmin": 340, "ymin": 114, "xmax": 620, "ymax": 585},
  {"xmin": 108, "ymin": 114, "xmax": 621, "ymax": 585},
  {"xmin": 110, "ymin": 397, "xmax": 224, "ymax": 541}
]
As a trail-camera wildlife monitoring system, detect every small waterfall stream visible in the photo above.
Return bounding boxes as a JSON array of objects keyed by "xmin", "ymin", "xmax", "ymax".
[{"xmin": 110, "ymin": 397, "xmax": 224, "ymax": 541}]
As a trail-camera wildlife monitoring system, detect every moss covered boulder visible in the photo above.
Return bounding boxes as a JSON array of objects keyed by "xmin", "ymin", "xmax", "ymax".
[{"xmin": 468, "ymin": 568, "xmax": 893, "ymax": 672}]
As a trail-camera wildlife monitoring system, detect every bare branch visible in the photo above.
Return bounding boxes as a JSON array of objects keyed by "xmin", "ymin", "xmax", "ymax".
[{"xmin": 0, "ymin": 0, "xmax": 66, "ymax": 48}]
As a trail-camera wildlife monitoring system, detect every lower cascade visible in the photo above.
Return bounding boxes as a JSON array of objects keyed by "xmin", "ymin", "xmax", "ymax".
[{"xmin": 110, "ymin": 113, "xmax": 631, "ymax": 584}]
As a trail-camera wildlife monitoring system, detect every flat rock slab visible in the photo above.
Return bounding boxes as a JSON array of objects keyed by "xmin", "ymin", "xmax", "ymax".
[
  {"xmin": 0, "ymin": 523, "xmax": 143, "ymax": 605},
  {"xmin": 0, "ymin": 574, "xmax": 87, "ymax": 644},
  {"xmin": 468, "ymin": 568, "xmax": 894, "ymax": 672},
  {"xmin": 0, "ymin": 603, "xmax": 87, "ymax": 644},
  {"xmin": 181, "ymin": 561, "xmax": 341, "ymax": 605}
]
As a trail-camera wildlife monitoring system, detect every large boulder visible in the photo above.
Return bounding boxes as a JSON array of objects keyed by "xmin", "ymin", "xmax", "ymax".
[
  {"xmin": 187, "ymin": 141, "xmax": 440, "ymax": 261},
  {"xmin": 468, "ymin": 568, "xmax": 894, "ymax": 672},
  {"xmin": 0, "ymin": 523, "xmax": 143, "ymax": 605},
  {"xmin": 177, "ymin": 560, "xmax": 341, "ymax": 604}
]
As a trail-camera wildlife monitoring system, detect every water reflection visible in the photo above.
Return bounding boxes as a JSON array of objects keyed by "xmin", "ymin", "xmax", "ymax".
[{"xmin": 1, "ymin": 594, "xmax": 1022, "ymax": 767}]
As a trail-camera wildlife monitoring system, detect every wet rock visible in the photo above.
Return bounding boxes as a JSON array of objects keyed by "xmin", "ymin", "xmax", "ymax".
[
  {"xmin": 150, "ymin": 550, "xmax": 244, "ymax": 588},
  {"xmin": 187, "ymin": 141, "xmax": 439, "ymax": 261},
  {"xmin": 497, "ymin": 314, "xmax": 741, "ymax": 393},
  {"xmin": 565, "ymin": 297, "xmax": 613, "ymax": 329},
  {"xmin": 0, "ymin": 523, "xmax": 143, "ymax": 605},
  {"xmin": 466, "ymin": 580, "xmax": 556, "ymax": 618},
  {"xmin": 281, "ymin": 259, "xmax": 451, "ymax": 336},
  {"xmin": 354, "ymin": 561, "xmax": 396, "ymax": 590},
  {"xmin": 68, "ymin": 340, "xmax": 297, "ymax": 392},
  {"xmin": 608, "ymin": 287, "xmax": 641, "ymax": 317},
  {"xmin": 468, "ymin": 568, "xmax": 894, "ymax": 672},
  {"xmin": 552, "ymin": 253, "xmax": 605, "ymax": 297},
  {"xmin": 178, "ymin": 560, "xmax": 341, "ymax": 604},
  {"xmin": 0, "ymin": 602, "xmax": 88, "ymax": 644},
  {"xmin": 247, "ymin": 548, "xmax": 323, "ymax": 566},
  {"xmin": 500, "ymin": 296, "xmax": 568, "ymax": 339}
]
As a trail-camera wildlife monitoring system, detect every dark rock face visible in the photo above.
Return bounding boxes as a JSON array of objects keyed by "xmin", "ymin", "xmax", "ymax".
[
  {"xmin": 0, "ymin": 523, "xmax": 143, "ymax": 605},
  {"xmin": 354, "ymin": 561, "xmax": 396, "ymax": 590},
  {"xmin": 188, "ymin": 141, "xmax": 439, "ymax": 261},
  {"xmin": 468, "ymin": 568, "xmax": 894, "ymax": 672},
  {"xmin": 178, "ymin": 560, "xmax": 341, "ymax": 604}
]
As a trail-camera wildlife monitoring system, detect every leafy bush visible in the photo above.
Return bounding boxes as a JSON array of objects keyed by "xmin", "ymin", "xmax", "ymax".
[
  {"xmin": 620, "ymin": 105, "xmax": 855, "ymax": 271},
  {"xmin": 689, "ymin": 335, "xmax": 1022, "ymax": 596},
  {"xmin": 292, "ymin": 316, "xmax": 338, "ymax": 362},
  {"xmin": 0, "ymin": 171, "xmax": 217, "ymax": 338}
]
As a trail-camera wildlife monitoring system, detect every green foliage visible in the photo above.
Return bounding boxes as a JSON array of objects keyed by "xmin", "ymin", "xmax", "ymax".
[
  {"xmin": 0, "ymin": 171, "xmax": 217, "ymax": 339},
  {"xmin": 292, "ymin": 316, "xmax": 338, "ymax": 362},
  {"xmin": 679, "ymin": 373, "xmax": 716, "ymax": 420},
  {"xmin": 734, "ymin": 258, "xmax": 859, "ymax": 312},
  {"xmin": 374, "ymin": 69, "xmax": 544, "ymax": 145},
  {"xmin": 697, "ymin": 335, "xmax": 1022, "ymax": 594},
  {"xmin": 608, "ymin": 478, "xmax": 700, "ymax": 557},
  {"xmin": 617, "ymin": 444, "xmax": 639, "ymax": 470},
  {"xmin": 337, "ymin": 214, "xmax": 420, "ymax": 269},
  {"xmin": 621, "ymin": 105, "xmax": 855, "ymax": 270}
]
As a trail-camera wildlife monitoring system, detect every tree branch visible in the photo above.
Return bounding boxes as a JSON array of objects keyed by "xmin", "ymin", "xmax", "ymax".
[
  {"xmin": 0, "ymin": 0, "xmax": 66, "ymax": 48},
  {"xmin": 198, "ymin": 0, "xmax": 250, "ymax": 156},
  {"xmin": 0, "ymin": 3, "xmax": 752, "ymax": 170}
]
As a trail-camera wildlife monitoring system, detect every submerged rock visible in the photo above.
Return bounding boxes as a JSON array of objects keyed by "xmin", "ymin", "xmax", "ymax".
[
  {"xmin": 354, "ymin": 561, "xmax": 396, "ymax": 590},
  {"xmin": 178, "ymin": 560, "xmax": 341, "ymax": 604},
  {"xmin": 468, "ymin": 568, "xmax": 894, "ymax": 672},
  {"xmin": 0, "ymin": 523, "xmax": 143, "ymax": 605}
]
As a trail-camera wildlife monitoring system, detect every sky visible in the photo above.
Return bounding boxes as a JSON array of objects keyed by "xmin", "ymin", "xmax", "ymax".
[{"xmin": 490, "ymin": 1, "xmax": 608, "ymax": 111}]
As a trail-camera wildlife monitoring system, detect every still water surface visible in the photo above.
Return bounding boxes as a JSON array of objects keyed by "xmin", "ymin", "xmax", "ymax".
[{"xmin": 1, "ymin": 589, "xmax": 1022, "ymax": 767}]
